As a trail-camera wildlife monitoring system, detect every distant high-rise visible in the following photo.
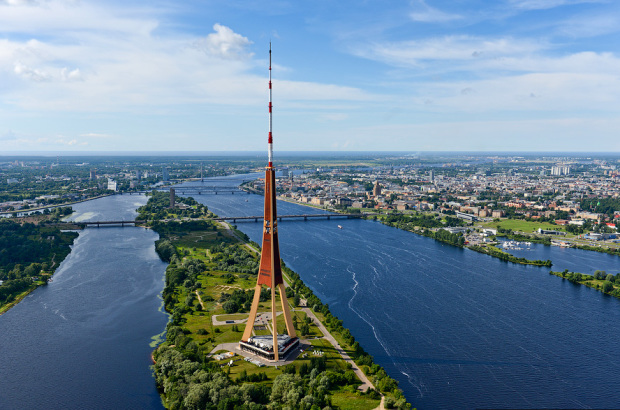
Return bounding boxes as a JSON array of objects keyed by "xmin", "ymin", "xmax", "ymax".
[
  {"xmin": 551, "ymin": 165, "xmax": 570, "ymax": 176},
  {"xmin": 373, "ymin": 181, "xmax": 382, "ymax": 197},
  {"xmin": 90, "ymin": 169, "xmax": 96, "ymax": 181},
  {"xmin": 430, "ymin": 170, "xmax": 435, "ymax": 183},
  {"xmin": 162, "ymin": 167, "xmax": 169, "ymax": 181}
]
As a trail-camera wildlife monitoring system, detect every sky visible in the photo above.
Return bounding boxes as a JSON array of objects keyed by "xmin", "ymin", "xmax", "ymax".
[{"xmin": 1, "ymin": 0, "xmax": 619, "ymax": 153}]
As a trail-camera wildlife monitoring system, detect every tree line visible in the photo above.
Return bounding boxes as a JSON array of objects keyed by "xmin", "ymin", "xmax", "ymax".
[{"xmin": 0, "ymin": 219, "xmax": 78, "ymax": 308}]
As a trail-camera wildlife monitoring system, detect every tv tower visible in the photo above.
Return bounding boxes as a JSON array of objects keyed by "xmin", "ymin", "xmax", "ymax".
[{"xmin": 240, "ymin": 44, "xmax": 298, "ymax": 361}]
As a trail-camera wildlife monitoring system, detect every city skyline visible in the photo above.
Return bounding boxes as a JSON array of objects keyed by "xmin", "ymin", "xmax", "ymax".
[{"xmin": 1, "ymin": 0, "xmax": 620, "ymax": 152}]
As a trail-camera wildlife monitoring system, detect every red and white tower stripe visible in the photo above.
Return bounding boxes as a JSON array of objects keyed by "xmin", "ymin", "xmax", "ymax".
[{"xmin": 268, "ymin": 43, "xmax": 273, "ymax": 168}]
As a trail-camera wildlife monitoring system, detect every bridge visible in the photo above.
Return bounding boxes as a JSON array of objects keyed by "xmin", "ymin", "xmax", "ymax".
[
  {"xmin": 59, "ymin": 213, "xmax": 372, "ymax": 227},
  {"xmin": 170, "ymin": 188, "xmax": 250, "ymax": 195},
  {"xmin": 78, "ymin": 220, "xmax": 146, "ymax": 227},
  {"xmin": 212, "ymin": 213, "xmax": 368, "ymax": 223},
  {"xmin": 126, "ymin": 186, "xmax": 251, "ymax": 195}
]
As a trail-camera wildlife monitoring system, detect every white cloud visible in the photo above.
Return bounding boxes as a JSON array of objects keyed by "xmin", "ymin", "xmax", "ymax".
[
  {"xmin": 54, "ymin": 137, "xmax": 79, "ymax": 146},
  {"xmin": 196, "ymin": 23, "xmax": 253, "ymax": 60},
  {"xmin": 409, "ymin": 0, "xmax": 461, "ymax": 23},
  {"xmin": 279, "ymin": 80, "xmax": 370, "ymax": 101},
  {"xmin": 508, "ymin": 0, "xmax": 602, "ymax": 11},
  {"xmin": 0, "ymin": 3, "xmax": 370, "ymax": 115},
  {"xmin": 556, "ymin": 13, "xmax": 620, "ymax": 38},
  {"xmin": 1, "ymin": 0, "xmax": 40, "ymax": 5},
  {"xmin": 60, "ymin": 67, "xmax": 81, "ymax": 81},
  {"xmin": 0, "ymin": 1, "xmax": 159, "ymax": 36},
  {"xmin": 354, "ymin": 35, "xmax": 545, "ymax": 67},
  {"xmin": 14, "ymin": 61, "xmax": 50, "ymax": 81},
  {"xmin": 79, "ymin": 133, "xmax": 114, "ymax": 139},
  {"xmin": 423, "ymin": 71, "xmax": 620, "ymax": 113}
]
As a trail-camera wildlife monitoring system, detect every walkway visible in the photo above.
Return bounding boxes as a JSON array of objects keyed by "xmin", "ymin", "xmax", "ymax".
[{"xmin": 302, "ymin": 307, "xmax": 375, "ymax": 392}]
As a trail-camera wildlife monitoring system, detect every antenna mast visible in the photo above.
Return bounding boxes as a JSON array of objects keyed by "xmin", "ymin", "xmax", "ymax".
[{"xmin": 268, "ymin": 42, "xmax": 273, "ymax": 168}]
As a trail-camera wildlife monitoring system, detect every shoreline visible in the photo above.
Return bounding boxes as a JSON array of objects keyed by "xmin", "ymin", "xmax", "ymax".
[
  {"xmin": 548, "ymin": 270, "xmax": 620, "ymax": 299},
  {"xmin": 1, "ymin": 193, "xmax": 115, "ymax": 217},
  {"xmin": 273, "ymin": 195, "xmax": 553, "ymax": 267},
  {"xmin": 0, "ymin": 225, "xmax": 78, "ymax": 316},
  {"xmin": 0, "ymin": 284, "xmax": 38, "ymax": 316}
]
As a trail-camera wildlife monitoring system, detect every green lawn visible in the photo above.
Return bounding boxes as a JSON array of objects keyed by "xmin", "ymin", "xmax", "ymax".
[
  {"xmin": 331, "ymin": 390, "xmax": 381, "ymax": 410},
  {"xmin": 483, "ymin": 219, "xmax": 563, "ymax": 233}
]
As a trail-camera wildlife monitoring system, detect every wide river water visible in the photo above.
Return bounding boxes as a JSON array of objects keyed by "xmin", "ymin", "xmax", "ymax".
[
  {"xmin": 0, "ymin": 194, "xmax": 168, "ymax": 410},
  {"xmin": 1, "ymin": 174, "xmax": 619, "ymax": 409}
]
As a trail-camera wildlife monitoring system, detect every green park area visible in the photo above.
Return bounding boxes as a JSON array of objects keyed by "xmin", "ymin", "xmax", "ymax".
[{"xmin": 482, "ymin": 219, "xmax": 564, "ymax": 234}]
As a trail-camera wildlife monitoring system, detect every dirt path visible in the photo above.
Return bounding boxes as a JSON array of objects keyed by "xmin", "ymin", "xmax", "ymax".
[{"xmin": 195, "ymin": 290, "xmax": 205, "ymax": 310}]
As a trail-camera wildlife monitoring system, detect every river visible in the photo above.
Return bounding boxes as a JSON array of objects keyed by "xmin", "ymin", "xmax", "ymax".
[
  {"xmin": 0, "ymin": 194, "xmax": 168, "ymax": 410},
  {"xmin": 181, "ymin": 175, "xmax": 620, "ymax": 410}
]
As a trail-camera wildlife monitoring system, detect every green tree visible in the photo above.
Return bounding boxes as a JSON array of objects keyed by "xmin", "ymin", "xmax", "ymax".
[{"xmin": 222, "ymin": 300, "xmax": 239, "ymax": 314}]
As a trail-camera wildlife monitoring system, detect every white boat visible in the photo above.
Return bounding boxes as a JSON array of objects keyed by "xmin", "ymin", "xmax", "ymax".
[
  {"xmin": 338, "ymin": 225, "xmax": 343, "ymax": 229},
  {"xmin": 502, "ymin": 241, "xmax": 523, "ymax": 250}
]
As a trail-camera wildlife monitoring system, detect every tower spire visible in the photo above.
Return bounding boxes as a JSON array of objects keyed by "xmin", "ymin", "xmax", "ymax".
[
  {"xmin": 268, "ymin": 42, "xmax": 273, "ymax": 168},
  {"xmin": 240, "ymin": 44, "xmax": 298, "ymax": 362}
]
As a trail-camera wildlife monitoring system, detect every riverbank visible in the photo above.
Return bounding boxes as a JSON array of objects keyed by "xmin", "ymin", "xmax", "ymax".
[
  {"xmin": 0, "ymin": 219, "xmax": 79, "ymax": 316},
  {"xmin": 468, "ymin": 244, "xmax": 552, "ymax": 267},
  {"xmin": 548, "ymin": 269, "xmax": 620, "ymax": 299},
  {"xmin": 0, "ymin": 283, "xmax": 38, "ymax": 316},
  {"xmin": 0, "ymin": 193, "xmax": 114, "ymax": 218}
]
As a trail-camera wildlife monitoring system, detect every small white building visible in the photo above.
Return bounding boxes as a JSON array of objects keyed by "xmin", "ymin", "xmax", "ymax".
[{"xmin": 107, "ymin": 179, "xmax": 118, "ymax": 191}]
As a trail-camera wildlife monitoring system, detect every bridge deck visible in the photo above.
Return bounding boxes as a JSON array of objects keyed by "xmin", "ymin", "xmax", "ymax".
[{"xmin": 60, "ymin": 213, "xmax": 373, "ymax": 226}]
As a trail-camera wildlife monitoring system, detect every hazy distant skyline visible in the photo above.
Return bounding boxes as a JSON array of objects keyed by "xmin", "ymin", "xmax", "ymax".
[{"xmin": 1, "ymin": 0, "xmax": 619, "ymax": 152}]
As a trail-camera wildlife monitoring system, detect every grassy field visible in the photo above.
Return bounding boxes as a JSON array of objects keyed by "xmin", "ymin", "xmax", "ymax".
[
  {"xmin": 331, "ymin": 390, "xmax": 381, "ymax": 410},
  {"xmin": 482, "ymin": 219, "xmax": 563, "ymax": 233}
]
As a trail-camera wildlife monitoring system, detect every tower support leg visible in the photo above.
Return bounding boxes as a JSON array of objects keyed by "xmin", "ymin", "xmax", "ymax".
[
  {"xmin": 241, "ymin": 284, "xmax": 263, "ymax": 342},
  {"xmin": 272, "ymin": 284, "xmax": 279, "ymax": 361},
  {"xmin": 278, "ymin": 283, "xmax": 297, "ymax": 338}
]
